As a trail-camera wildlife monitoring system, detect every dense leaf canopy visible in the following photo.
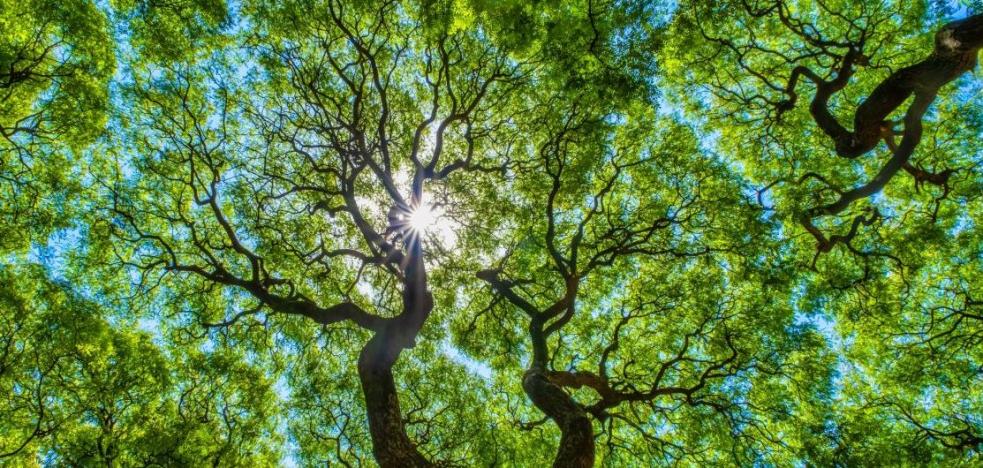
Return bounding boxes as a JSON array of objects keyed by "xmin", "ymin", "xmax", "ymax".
[{"xmin": 1, "ymin": 0, "xmax": 981, "ymax": 466}]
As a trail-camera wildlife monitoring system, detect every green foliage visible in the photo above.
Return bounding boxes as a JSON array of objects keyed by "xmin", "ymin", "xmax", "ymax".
[
  {"xmin": 0, "ymin": 265, "xmax": 281, "ymax": 465},
  {"xmin": 0, "ymin": 0, "xmax": 114, "ymax": 253},
  {"xmin": 1, "ymin": 0, "xmax": 982, "ymax": 465}
]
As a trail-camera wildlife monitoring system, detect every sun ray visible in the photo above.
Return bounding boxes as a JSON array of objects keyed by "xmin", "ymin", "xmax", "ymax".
[{"xmin": 408, "ymin": 203, "xmax": 437, "ymax": 233}]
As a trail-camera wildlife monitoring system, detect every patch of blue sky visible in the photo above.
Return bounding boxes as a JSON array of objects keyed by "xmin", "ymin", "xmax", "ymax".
[
  {"xmin": 950, "ymin": 211, "xmax": 973, "ymax": 237},
  {"xmin": 936, "ymin": 0, "xmax": 974, "ymax": 20},
  {"xmin": 27, "ymin": 226, "xmax": 82, "ymax": 281},
  {"xmin": 441, "ymin": 339, "xmax": 493, "ymax": 380},
  {"xmin": 274, "ymin": 373, "xmax": 292, "ymax": 400},
  {"xmin": 136, "ymin": 316, "xmax": 168, "ymax": 346},
  {"xmin": 790, "ymin": 279, "xmax": 853, "ymax": 403}
]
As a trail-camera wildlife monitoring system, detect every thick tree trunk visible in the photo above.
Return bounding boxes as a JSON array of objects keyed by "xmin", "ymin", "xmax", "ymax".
[
  {"xmin": 822, "ymin": 14, "xmax": 983, "ymax": 159},
  {"xmin": 357, "ymin": 330, "xmax": 432, "ymax": 468},
  {"xmin": 795, "ymin": 14, "xmax": 983, "ymax": 249},
  {"xmin": 356, "ymin": 238, "xmax": 434, "ymax": 467},
  {"xmin": 523, "ymin": 368, "xmax": 595, "ymax": 468}
]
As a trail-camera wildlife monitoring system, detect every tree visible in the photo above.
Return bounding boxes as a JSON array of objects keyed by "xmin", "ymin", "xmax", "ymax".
[
  {"xmin": 104, "ymin": 0, "xmax": 527, "ymax": 464},
  {"xmin": 470, "ymin": 104, "xmax": 819, "ymax": 465},
  {"xmin": 663, "ymin": 0, "xmax": 983, "ymax": 461},
  {"xmin": 2, "ymin": 0, "xmax": 982, "ymax": 465},
  {"xmin": 677, "ymin": 0, "xmax": 982, "ymax": 254}
]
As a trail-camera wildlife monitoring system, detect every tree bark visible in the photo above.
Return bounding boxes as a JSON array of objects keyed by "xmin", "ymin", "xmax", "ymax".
[
  {"xmin": 357, "ymin": 330, "xmax": 432, "ymax": 468},
  {"xmin": 523, "ymin": 367, "xmax": 595, "ymax": 468},
  {"xmin": 793, "ymin": 14, "xmax": 983, "ymax": 249},
  {"xmin": 356, "ymin": 238, "xmax": 434, "ymax": 467},
  {"xmin": 819, "ymin": 14, "xmax": 983, "ymax": 159}
]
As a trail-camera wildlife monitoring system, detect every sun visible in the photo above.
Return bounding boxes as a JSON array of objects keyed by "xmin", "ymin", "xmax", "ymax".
[
  {"xmin": 407, "ymin": 202, "xmax": 438, "ymax": 233},
  {"xmin": 400, "ymin": 196, "xmax": 458, "ymax": 248}
]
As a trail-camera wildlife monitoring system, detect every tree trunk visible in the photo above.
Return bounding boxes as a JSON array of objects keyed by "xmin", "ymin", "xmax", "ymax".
[
  {"xmin": 357, "ymin": 237, "xmax": 434, "ymax": 467},
  {"xmin": 824, "ymin": 14, "xmax": 983, "ymax": 158},
  {"xmin": 357, "ymin": 330, "xmax": 432, "ymax": 468},
  {"xmin": 523, "ymin": 368, "xmax": 595, "ymax": 468}
]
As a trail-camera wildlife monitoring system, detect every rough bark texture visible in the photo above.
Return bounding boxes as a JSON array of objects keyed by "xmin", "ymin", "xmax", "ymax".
[
  {"xmin": 793, "ymin": 14, "xmax": 983, "ymax": 251},
  {"xmin": 851, "ymin": 14, "xmax": 983, "ymax": 150},
  {"xmin": 803, "ymin": 14, "xmax": 983, "ymax": 160},
  {"xmin": 358, "ymin": 330, "xmax": 432, "ymax": 468},
  {"xmin": 523, "ymin": 368, "xmax": 595, "ymax": 468},
  {"xmin": 356, "ymin": 239, "xmax": 434, "ymax": 468},
  {"xmin": 477, "ymin": 270, "xmax": 597, "ymax": 467}
]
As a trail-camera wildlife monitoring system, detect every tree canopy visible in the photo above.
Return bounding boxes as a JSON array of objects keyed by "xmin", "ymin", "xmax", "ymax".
[{"xmin": 1, "ymin": 0, "xmax": 981, "ymax": 466}]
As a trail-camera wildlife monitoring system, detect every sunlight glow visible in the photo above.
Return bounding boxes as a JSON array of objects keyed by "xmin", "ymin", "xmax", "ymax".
[
  {"xmin": 403, "ymin": 196, "xmax": 458, "ymax": 248},
  {"xmin": 408, "ymin": 202, "xmax": 439, "ymax": 233}
]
